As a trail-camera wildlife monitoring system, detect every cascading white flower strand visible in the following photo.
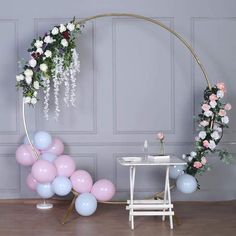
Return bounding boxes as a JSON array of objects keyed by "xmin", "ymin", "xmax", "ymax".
[
  {"xmin": 43, "ymin": 77, "xmax": 50, "ymax": 120},
  {"xmin": 52, "ymin": 57, "xmax": 64, "ymax": 120},
  {"xmin": 69, "ymin": 49, "xmax": 80, "ymax": 106},
  {"xmin": 63, "ymin": 70, "xmax": 70, "ymax": 107}
]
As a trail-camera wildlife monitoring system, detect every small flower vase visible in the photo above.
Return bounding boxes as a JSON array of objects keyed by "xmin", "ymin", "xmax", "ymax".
[{"xmin": 159, "ymin": 141, "xmax": 165, "ymax": 156}]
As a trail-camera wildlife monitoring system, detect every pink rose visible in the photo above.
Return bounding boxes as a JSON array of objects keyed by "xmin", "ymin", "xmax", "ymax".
[
  {"xmin": 209, "ymin": 94, "xmax": 217, "ymax": 101},
  {"xmin": 193, "ymin": 161, "xmax": 203, "ymax": 169},
  {"xmin": 157, "ymin": 132, "xmax": 164, "ymax": 141},
  {"xmin": 203, "ymin": 140, "xmax": 209, "ymax": 148},
  {"xmin": 224, "ymin": 103, "xmax": 232, "ymax": 111},
  {"xmin": 202, "ymin": 103, "xmax": 211, "ymax": 112},
  {"xmin": 216, "ymin": 82, "xmax": 226, "ymax": 92},
  {"xmin": 219, "ymin": 109, "xmax": 226, "ymax": 117}
]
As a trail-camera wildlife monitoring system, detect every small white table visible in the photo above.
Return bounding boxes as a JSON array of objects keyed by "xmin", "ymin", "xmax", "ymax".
[{"xmin": 118, "ymin": 156, "xmax": 187, "ymax": 230}]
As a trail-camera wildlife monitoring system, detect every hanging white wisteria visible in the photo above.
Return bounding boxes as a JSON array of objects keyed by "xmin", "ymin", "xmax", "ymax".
[{"xmin": 16, "ymin": 19, "xmax": 83, "ymax": 119}]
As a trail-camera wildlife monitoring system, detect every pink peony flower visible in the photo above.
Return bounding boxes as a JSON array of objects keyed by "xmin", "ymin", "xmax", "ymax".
[
  {"xmin": 209, "ymin": 94, "xmax": 217, "ymax": 101},
  {"xmin": 157, "ymin": 132, "xmax": 164, "ymax": 141},
  {"xmin": 203, "ymin": 140, "xmax": 209, "ymax": 148},
  {"xmin": 219, "ymin": 109, "xmax": 226, "ymax": 117},
  {"xmin": 224, "ymin": 103, "xmax": 232, "ymax": 111},
  {"xmin": 216, "ymin": 82, "xmax": 226, "ymax": 92},
  {"xmin": 193, "ymin": 161, "xmax": 203, "ymax": 169},
  {"xmin": 202, "ymin": 103, "xmax": 211, "ymax": 112}
]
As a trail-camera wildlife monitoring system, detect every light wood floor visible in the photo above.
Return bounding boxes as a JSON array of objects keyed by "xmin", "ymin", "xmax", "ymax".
[{"xmin": 0, "ymin": 200, "xmax": 235, "ymax": 236}]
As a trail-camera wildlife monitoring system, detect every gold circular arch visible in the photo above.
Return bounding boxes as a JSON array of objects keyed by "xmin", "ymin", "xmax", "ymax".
[{"xmin": 23, "ymin": 13, "xmax": 212, "ymax": 159}]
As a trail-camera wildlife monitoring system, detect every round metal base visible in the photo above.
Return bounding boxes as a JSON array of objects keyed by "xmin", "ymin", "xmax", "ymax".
[{"xmin": 36, "ymin": 203, "xmax": 53, "ymax": 210}]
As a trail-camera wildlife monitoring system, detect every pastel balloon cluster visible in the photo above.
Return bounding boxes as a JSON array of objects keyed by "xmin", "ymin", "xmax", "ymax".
[
  {"xmin": 16, "ymin": 131, "xmax": 116, "ymax": 216},
  {"xmin": 169, "ymin": 165, "xmax": 197, "ymax": 194},
  {"xmin": 71, "ymin": 171, "xmax": 116, "ymax": 216}
]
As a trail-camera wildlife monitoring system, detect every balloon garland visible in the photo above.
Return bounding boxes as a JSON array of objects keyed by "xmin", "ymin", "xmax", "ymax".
[
  {"xmin": 15, "ymin": 13, "xmax": 232, "ymax": 219},
  {"xmin": 16, "ymin": 132, "xmax": 116, "ymax": 216}
]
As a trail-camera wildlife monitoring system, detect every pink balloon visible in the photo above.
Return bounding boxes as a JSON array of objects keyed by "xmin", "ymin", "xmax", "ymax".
[
  {"xmin": 44, "ymin": 138, "xmax": 64, "ymax": 156},
  {"xmin": 54, "ymin": 155, "xmax": 76, "ymax": 177},
  {"xmin": 15, "ymin": 144, "xmax": 39, "ymax": 166},
  {"xmin": 70, "ymin": 170, "xmax": 93, "ymax": 193},
  {"xmin": 26, "ymin": 173, "xmax": 38, "ymax": 191},
  {"xmin": 91, "ymin": 179, "xmax": 115, "ymax": 201},
  {"xmin": 31, "ymin": 160, "xmax": 57, "ymax": 183}
]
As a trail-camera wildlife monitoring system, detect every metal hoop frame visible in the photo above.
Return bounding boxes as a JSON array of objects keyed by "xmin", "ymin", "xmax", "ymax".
[{"xmin": 23, "ymin": 12, "xmax": 212, "ymax": 159}]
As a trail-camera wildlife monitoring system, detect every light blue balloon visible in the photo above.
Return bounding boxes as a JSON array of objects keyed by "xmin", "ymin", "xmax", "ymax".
[
  {"xmin": 52, "ymin": 176, "xmax": 72, "ymax": 196},
  {"xmin": 36, "ymin": 183, "xmax": 54, "ymax": 199},
  {"xmin": 169, "ymin": 165, "xmax": 186, "ymax": 179},
  {"xmin": 34, "ymin": 131, "xmax": 52, "ymax": 150},
  {"xmin": 41, "ymin": 152, "xmax": 57, "ymax": 163},
  {"xmin": 23, "ymin": 132, "xmax": 35, "ymax": 145},
  {"xmin": 176, "ymin": 174, "xmax": 197, "ymax": 194},
  {"xmin": 75, "ymin": 193, "xmax": 97, "ymax": 216}
]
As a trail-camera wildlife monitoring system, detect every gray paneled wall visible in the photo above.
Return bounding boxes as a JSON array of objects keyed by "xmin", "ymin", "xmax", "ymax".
[{"xmin": 0, "ymin": 0, "xmax": 236, "ymax": 200}]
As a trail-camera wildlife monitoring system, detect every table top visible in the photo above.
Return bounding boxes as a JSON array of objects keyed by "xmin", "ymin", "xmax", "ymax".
[{"xmin": 118, "ymin": 156, "xmax": 187, "ymax": 166}]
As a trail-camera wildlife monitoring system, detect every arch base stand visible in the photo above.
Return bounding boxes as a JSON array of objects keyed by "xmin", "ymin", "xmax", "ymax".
[{"xmin": 36, "ymin": 201, "xmax": 53, "ymax": 210}]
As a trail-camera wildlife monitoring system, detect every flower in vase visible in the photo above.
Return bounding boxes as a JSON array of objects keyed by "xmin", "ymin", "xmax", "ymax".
[
  {"xmin": 156, "ymin": 132, "xmax": 165, "ymax": 155},
  {"xmin": 157, "ymin": 132, "xmax": 164, "ymax": 141}
]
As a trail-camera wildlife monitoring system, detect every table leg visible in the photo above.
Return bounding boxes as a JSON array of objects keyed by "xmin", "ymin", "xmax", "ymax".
[
  {"xmin": 162, "ymin": 166, "xmax": 168, "ymax": 221},
  {"xmin": 166, "ymin": 167, "xmax": 173, "ymax": 229},
  {"xmin": 129, "ymin": 165, "xmax": 136, "ymax": 230}
]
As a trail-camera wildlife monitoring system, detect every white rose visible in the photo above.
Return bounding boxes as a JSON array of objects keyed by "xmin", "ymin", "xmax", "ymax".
[
  {"xmin": 34, "ymin": 40, "xmax": 43, "ymax": 48},
  {"xmin": 25, "ymin": 76, "xmax": 32, "ymax": 85},
  {"xmin": 201, "ymin": 156, "xmax": 207, "ymax": 165},
  {"xmin": 211, "ymin": 131, "xmax": 220, "ymax": 140},
  {"xmin": 190, "ymin": 151, "xmax": 197, "ymax": 157},
  {"xmin": 44, "ymin": 50, "xmax": 52, "ymax": 58},
  {"xmin": 33, "ymin": 81, "xmax": 40, "ymax": 90},
  {"xmin": 31, "ymin": 97, "xmax": 37, "ymax": 104},
  {"xmin": 24, "ymin": 97, "xmax": 31, "ymax": 103},
  {"xmin": 200, "ymin": 120, "xmax": 209, "ymax": 127},
  {"xmin": 36, "ymin": 48, "xmax": 43, "ymax": 55},
  {"xmin": 33, "ymin": 91, "xmax": 38, "ymax": 97},
  {"xmin": 51, "ymin": 27, "xmax": 59, "ymax": 35},
  {"xmin": 204, "ymin": 110, "xmax": 213, "ymax": 117},
  {"xmin": 222, "ymin": 116, "xmax": 229, "ymax": 124},
  {"xmin": 210, "ymin": 100, "xmax": 217, "ymax": 108},
  {"xmin": 59, "ymin": 24, "xmax": 66, "ymax": 33},
  {"xmin": 40, "ymin": 63, "xmax": 48, "ymax": 72},
  {"xmin": 61, "ymin": 38, "xmax": 68, "ymax": 47},
  {"xmin": 209, "ymin": 140, "xmax": 216, "ymax": 150},
  {"xmin": 199, "ymin": 131, "xmax": 207, "ymax": 139},
  {"xmin": 217, "ymin": 90, "xmax": 224, "ymax": 98},
  {"xmin": 16, "ymin": 74, "xmax": 24, "ymax": 82},
  {"xmin": 188, "ymin": 156, "xmax": 193, "ymax": 162},
  {"xmin": 29, "ymin": 58, "xmax": 37, "ymax": 68},
  {"xmin": 24, "ymin": 69, "xmax": 33, "ymax": 77},
  {"xmin": 44, "ymin": 35, "xmax": 54, "ymax": 44},
  {"xmin": 67, "ymin": 22, "xmax": 75, "ymax": 31},
  {"xmin": 76, "ymin": 23, "xmax": 81, "ymax": 29}
]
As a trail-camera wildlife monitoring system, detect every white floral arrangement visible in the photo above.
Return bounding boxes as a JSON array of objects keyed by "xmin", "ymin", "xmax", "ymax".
[
  {"xmin": 16, "ymin": 18, "xmax": 82, "ymax": 119},
  {"xmin": 182, "ymin": 82, "xmax": 232, "ymax": 182}
]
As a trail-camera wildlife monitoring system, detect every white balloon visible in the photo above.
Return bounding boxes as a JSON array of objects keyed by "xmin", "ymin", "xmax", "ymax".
[
  {"xmin": 52, "ymin": 176, "xmax": 72, "ymax": 196},
  {"xmin": 41, "ymin": 152, "xmax": 57, "ymax": 163},
  {"xmin": 176, "ymin": 174, "xmax": 197, "ymax": 194},
  {"xmin": 169, "ymin": 165, "xmax": 186, "ymax": 179},
  {"xmin": 36, "ymin": 183, "xmax": 54, "ymax": 198},
  {"xmin": 34, "ymin": 131, "xmax": 52, "ymax": 150}
]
